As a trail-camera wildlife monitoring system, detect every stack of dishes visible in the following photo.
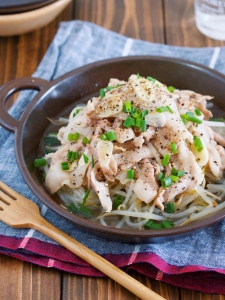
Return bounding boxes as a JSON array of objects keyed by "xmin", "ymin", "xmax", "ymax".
[{"xmin": 0, "ymin": 0, "xmax": 71, "ymax": 36}]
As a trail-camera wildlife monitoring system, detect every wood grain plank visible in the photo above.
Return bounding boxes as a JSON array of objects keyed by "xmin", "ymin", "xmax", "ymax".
[
  {"xmin": 74, "ymin": 0, "xmax": 165, "ymax": 43},
  {"xmin": 164, "ymin": 0, "xmax": 225, "ymax": 47},
  {"xmin": 0, "ymin": 254, "xmax": 61, "ymax": 300},
  {"xmin": 62, "ymin": 269, "xmax": 179, "ymax": 300},
  {"xmin": 179, "ymin": 288, "xmax": 225, "ymax": 300}
]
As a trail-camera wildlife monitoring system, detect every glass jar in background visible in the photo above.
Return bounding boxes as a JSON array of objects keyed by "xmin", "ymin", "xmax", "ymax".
[{"xmin": 194, "ymin": 0, "xmax": 225, "ymax": 40}]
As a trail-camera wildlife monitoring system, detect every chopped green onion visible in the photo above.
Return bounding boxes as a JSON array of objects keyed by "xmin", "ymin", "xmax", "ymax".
[
  {"xmin": 82, "ymin": 136, "xmax": 90, "ymax": 144},
  {"xmin": 137, "ymin": 73, "xmax": 141, "ymax": 79},
  {"xmin": 170, "ymin": 142, "xmax": 177, "ymax": 154},
  {"xmin": 83, "ymin": 189, "xmax": 90, "ymax": 204},
  {"xmin": 123, "ymin": 117, "xmax": 135, "ymax": 128},
  {"xmin": 61, "ymin": 161, "xmax": 69, "ymax": 170},
  {"xmin": 149, "ymin": 222, "xmax": 163, "ymax": 230},
  {"xmin": 107, "ymin": 131, "xmax": 116, "ymax": 141},
  {"xmin": 67, "ymin": 151, "xmax": 79, "ymax": 162},
  {"xmin": 82, "ymin": 153, "xmax": 89, "ymax": 164},
  {"xmin": 124, "ymin": 101, "xmax": 132, "ymax": 112},
  {"xmin": 105, "ymin": 86, "xmax": 114, "ymax": 91},
  {"xmin": 130, "ymin": 105, "xmax": 136, "ymax": 116},
  {"xmin": 171, "ymin": 167, "xmax": 185, "ymax": 177},
  {"xmin": 166, "ymin": 105, "xmax": 174, "ymax": 114},
  {"xmin": 181, "ymin": 117, "xmax": 187, "ymax": 124},
  {"xmin": 92, "ymin": 154, "xmax": 95, "ymax": 167},
  {"xmin": 135, "ymin": 118, "xmax": 142, "ymax": 128},
  {"xmin": 141, "ymin": 119, "xmax": 146, "ymax": 132},
  {"xmin": 133, "ymin": 110, "xmax": 141, "ymax": 119},
  {"xmin": 68, "ymin": 132, "xmax": 80, "ymax": 141},
  {"xmin": 68, "ymin": 203, "xmax": 79, "ymax": 213},
  {"xmin": 164, "ymin": 202, "xmax": 176, "ymax": 213},
  {"xmin": 73, "ymin": 108, "xmax": 82, "ymax": 117},
  {"xmin": 158, "ymin": 172, "xmax": 165, "ymax": 181},
  {"xmin": 78, "ymin": 203, "xmax": 92, "ymax": 217},
  {"xmin": 194, "ymin": 136, "xmax": 204, "ymax": 152},
  {"xmin": 161, "ymin": 176, "xmax": 173, "ymax": 188},
  {"xmin": 100, "ymin": 133, "xmax": 108, "ymax": 140},
  {"xmin": 162, "ymin": 154, "xmax": 170, "ymax": 166},
  {"xmin": 195, "ymin": 108, "xmax": 202, "ymax": 116},
  {"xmin": 156, "ymin": 106, "xmax": 167, "ymax": 113},
  {"xmin": 171, "ymin": 175, "xmax": 179, "ymax": 182},
  {"xmin": 127, "ymin": 169, "xmax": 134, "ymax": 179},
  {"xmin": 34, "ymin": 158, "xmax": 46, "ymax": 167},
  {"xmin": 144, "ymin": 220, "xmax": 154, "ymax": 229},
  {"xmin": 99, "ymin": 88, "xmax": 105, "ymax": 99},
  {"xmin": 180, "ymin": 113, "xmax": 202, "ymax": 124},
  {"xmin": 141, "ymin": 110, "xmax": 149, "ymax": 118},
  {"xmin": 146, "ymin": 76, "xmax": 156, "ymax": 82},
  {"xmin": 113, "ymin": 194, "xmax": 124, "ymax": 209},
  {"xmin": 186, "ymin": 111, "xmax": 194, "ymax": 117},
  {"xmin": 162, "ymin": 220, "xmax": 174, "ymax": 228},
  {"xmin": 167, "ymin": 86, "xmax": 174, "ymax": 93}
]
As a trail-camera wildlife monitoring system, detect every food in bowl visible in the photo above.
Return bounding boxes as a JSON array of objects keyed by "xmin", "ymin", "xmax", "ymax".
[{"xmin": 35, "ymin": 74, "xmax": 225, "ymax": 230}]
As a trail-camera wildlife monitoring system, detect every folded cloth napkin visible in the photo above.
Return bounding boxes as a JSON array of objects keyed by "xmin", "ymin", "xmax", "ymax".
[{"xmin": 1, "ymin": 20, "xmax": 225, "ymax": 294}]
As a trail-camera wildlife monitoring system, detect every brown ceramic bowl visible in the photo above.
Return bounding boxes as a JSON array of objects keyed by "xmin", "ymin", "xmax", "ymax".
[{"xmin": 1, "ymin": 56, "xmax": 225, "ymax": 243}]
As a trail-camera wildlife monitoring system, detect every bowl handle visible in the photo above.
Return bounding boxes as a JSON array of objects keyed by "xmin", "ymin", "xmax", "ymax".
[{"xmin": 0, "ymin": 77, "xmax": 48, "ymax": 132}]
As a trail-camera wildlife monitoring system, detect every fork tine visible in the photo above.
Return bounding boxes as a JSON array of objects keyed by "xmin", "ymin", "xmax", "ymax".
[
  {"xmin": 0, "ymin": 190, "xmax": 14, "ymax": 205},
  {"xmin": 0, "ymin": 181, "xmax": 18, "ymax": 199}
]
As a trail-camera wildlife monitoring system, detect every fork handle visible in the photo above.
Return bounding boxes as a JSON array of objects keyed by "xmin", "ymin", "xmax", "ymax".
[{"xmin": 32, "ymin": 216, "xmax": 165, "ymax": 300}]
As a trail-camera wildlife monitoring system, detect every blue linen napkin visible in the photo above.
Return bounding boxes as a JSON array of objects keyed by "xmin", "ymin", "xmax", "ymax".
[{"xmin": 1, "ymin": 20, "xmax": 225, "ymax": 294}]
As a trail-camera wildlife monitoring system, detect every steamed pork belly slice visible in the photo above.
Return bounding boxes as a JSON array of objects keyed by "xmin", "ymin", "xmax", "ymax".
[
  {"xmin": 90, "ymin": 164, "xmax": 112, "ymax": 212},
  {"xmin": 154, "ymin": 141, "xmax": 204, "ymax": 210},
  {"xmin": 114, "ymin": 127, "xmax": 135, "ymax": 143},
  {"xmin": 205, "ymin": 125, "xmax": 225, "ymax": 147},
  {"xmin": 114, "ymin": 146, "xmax": 153, "ymax": 172},
  {"xmin": 133, "ymin": 158, "xmax": 159, "ymax": 203},
  {"xmin": 96, "ymin": 140, "xmax": 117, "ymax": 181},
  {"xmin": 174, "ymin": 89, "xmax": 213, "ymax": 119},
  {"xmin": 207, "ymin": 143, "xmax": 222, "ymax": 178},
  {"xmin": 63, "ymin": 107, "xmax": 92, "ymax": 142},
  {"xmin": 132, "ymin": 127, "xmax": 155, "ymax": 148},
  {"xmin": 45, "ymin": 163, "xmax": 75, "ymax": 193},
  {"xmin": 151, "ymin": 114, "xmax": 192, "ymax": 156}
]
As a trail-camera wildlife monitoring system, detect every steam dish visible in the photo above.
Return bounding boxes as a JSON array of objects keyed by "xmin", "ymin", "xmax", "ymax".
[
  {"xmin": 38, "ymin": 74, "xmax": 225, "ymax": 231},
  {"xmin": 1, "ymin": 56, "xmax": 225, "ymax": 243}
]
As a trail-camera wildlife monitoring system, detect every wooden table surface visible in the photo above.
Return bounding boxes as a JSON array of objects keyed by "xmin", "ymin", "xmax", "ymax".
[{"xmin": 1, "ymin": 0, "xmax": 225, "ymax": 299}]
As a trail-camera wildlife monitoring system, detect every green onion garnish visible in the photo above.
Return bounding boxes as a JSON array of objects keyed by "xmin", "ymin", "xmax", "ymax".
[
  {"xmin": 141, "ymin": 110, "xmax": 149, "ymax": 118},
  {"xmin": 170, "ymin": 142, "xmax": 177, "ymax": 154},
  {"xmin": 34, "ymin": 158, "xmax": 46, "ymax": 167},
  {"xmin": 164, "ymin": 202, "xmax": 176, "ymax": 213},
  {"xmin": 127, "ymin": 169, "xmax": 134, "ymax": 179},
  {"xmin": 161, "ymin": 176, "xmax": 173, "ymax": 188},
  {"xmin": 181, "ymin": 117, "xmax": 187, "ymax": 124},
  {"xmin": 158, "ymin": 172, "xmax": 165, "ymax": 181},
  {"xmin": 194, "ymin": 136, "xmax": 204, "ymax": 152},
  {"xmin": 82, "ymin": 153, "xmax": 89, "ymax": 164},
  {"xmin": 149, "ymin": 222, "xmax": 163, "ymax": 230},
  {"xmin": 107, "ymin": 131, "xmax": 116, "ymax": 141},
  {"xmin": 113, "ymin": 194, "xmax": 124, "ymax": 209},
  {"xmin": 144, "ymin": 220, "xmax": 154, "ymax": 229},
  {"xmin": 161, "ymin": 220, "xmax": 174, "ymax": 228},
  {"xmin": 146, "ymin": 76, "xmax": 156, "ymax": 82},
  {"xmin": 82, "ymin": 137, "xmax": 90, "ymax": 145},
  {"xmin": 133, "ymin": 110, "xmax": 141, "ymax": 119},
  {"xmin": 156, "ymin": 106, "xmax": 168, "ymax": 113},
  {"xmin": 171, "ymin": 167, "xmax": 185, "ymax": 177},
  {"xmin": 167, "ymin": 86, "xmax": 174, "ymax": 93},
  {"xmin": 99, "ymin": 88, "xmax": 105, "ymax": 99},
  {"xmin": 180, "ymin": 113, "xmax": 202, "ymax": 124},
  {"xmin": 137, "ymin": 73, "xmax": 141, "ymax": 79},
  {"xmin": 100, "ymin": 133, "xmax": 108, "ymax": 140},
  {"xmin": 123, "ymin": 117, "xmax": 135, "ymax": 128},
  {"xmin": 166, "ymin": 105, "xmax": 174, "ymax": 114},
  {"xmin": 135, "ymin": 118, "xmax": 142, "ymax": 128},
  {"xmin": 124, "ymin": 101, "xmax": 132, "ymax": 112},
  {"xmin": 83, "ymin": 189, "xmax": 90, "ymax": 204},
  {"xmin": 162, "ymin": 154, "xmax": 170, "ymax": 166},
  {"xmin": 171, "ymin": 175, "xmax": 179, "ymax": 182},
  {"xmin": 61, "ymin": 161, "xmax": 69, "ymax": 170},
  {"xmin": 68, "ymin": 132, "xmax": 80, "ymax": 141},
  {"xmin": 78, "ymin": 203, "xmax": 92, "ymax": 217},
  {"xmin": 73, "ymin": 108, "xmax": 82, "ymax": 117},
  {"xmin": 68, "ymin": 203, "xmax": 79, "ymax": 213},
  {"xmin": 67, "ymin": 151, "xmax": 79, "ymax": 162},
  {"xmin": 141, "ymin": 119, "xmax": 146, "ymax": 132},
  {"xmin": 194, "ymin": 108, "xmax": 202, "ymax": 116}
]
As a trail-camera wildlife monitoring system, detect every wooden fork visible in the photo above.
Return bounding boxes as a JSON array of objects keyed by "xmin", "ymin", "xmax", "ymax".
[{"xmin": 0, "ymin": 181, "xmax": 165, "ymax": 300}]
